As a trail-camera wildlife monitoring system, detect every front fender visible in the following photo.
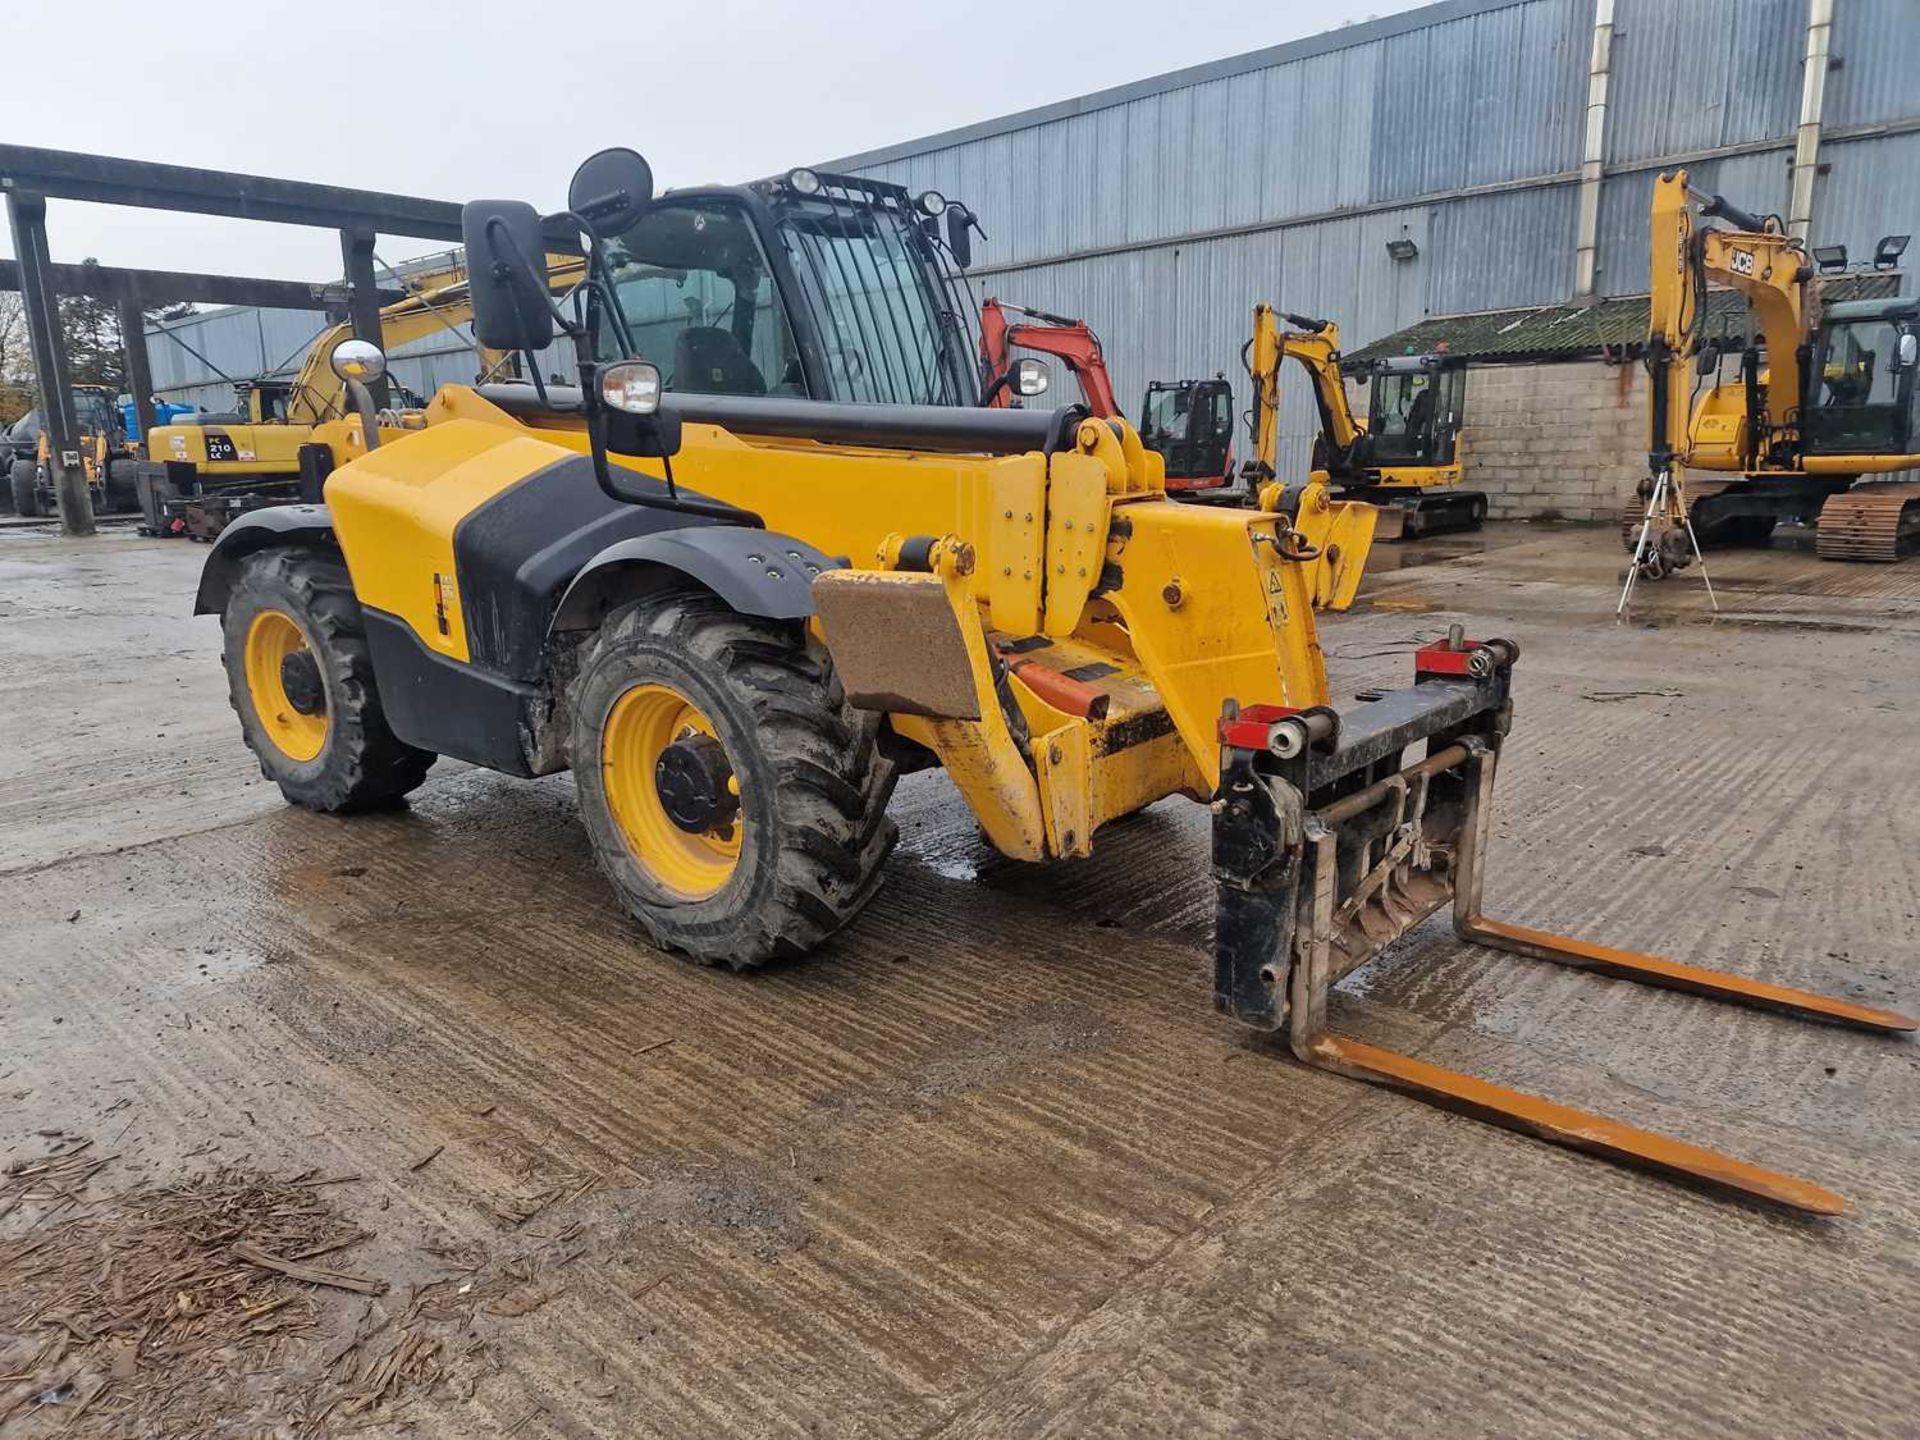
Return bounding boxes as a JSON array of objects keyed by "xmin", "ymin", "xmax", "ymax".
[
  {"xmin": 549, "ymin": 525, "xmax": 840, "ymax": 635},
  {"xmin": 192, "ymin": 504, "xmax": 338, "ymax": 614}
]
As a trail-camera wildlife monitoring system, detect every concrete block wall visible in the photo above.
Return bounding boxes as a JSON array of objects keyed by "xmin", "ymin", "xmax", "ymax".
[{"xmin": 1458, "ymin": 360, "xmax": 1647, "ymax": 523}]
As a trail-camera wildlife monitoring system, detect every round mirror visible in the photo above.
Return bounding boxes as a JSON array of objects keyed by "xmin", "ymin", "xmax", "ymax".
[
  {"xmin": 330, "ymin": 338, "xmax": 388, "ymax": 383},
  {"xmin": 568, "ymin": 148, "xmax": 655, "ymax": 236}
]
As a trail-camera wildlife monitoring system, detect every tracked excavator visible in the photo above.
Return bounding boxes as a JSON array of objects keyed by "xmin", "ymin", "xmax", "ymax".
[
  {"xmin": 195, "ymin": 146, "xmax": 1912, "ymax": 1218},
  {"xmin": 1632, "ymin": 169, "xmax": 1920, "ymax": 575},
  {"xmin": 1243, "ymin": 305, "xmax": 1483, "ymax": 541}
]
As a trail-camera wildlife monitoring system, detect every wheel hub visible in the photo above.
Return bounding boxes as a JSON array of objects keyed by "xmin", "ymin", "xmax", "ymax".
[
  {"xmin": 654, "ymin": 734, "xmax": 738, "ymax": 834},
  {"xmin": 279, "ymin": 651, "xmax": 325, "ymax": 715}
]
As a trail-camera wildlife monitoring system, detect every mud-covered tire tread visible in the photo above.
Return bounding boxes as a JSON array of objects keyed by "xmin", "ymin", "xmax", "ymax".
[
  {"xmin": 221, "ymin": 548, "xmax": 435, "ymax": 811},
  {"xmin": 103, "ymin": 457, "xmax": 141, "ymax": 513},
  {"xmin": 571, "ymin": 589, "xmax": 897, "ymax": 970},
  {"xmin": 10, "ymin": 459, "xmax": 40, "ymax": 517}
]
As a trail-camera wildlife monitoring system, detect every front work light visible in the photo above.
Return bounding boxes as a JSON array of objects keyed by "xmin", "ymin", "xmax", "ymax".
[
  {"xmin": 1873, "ymin": 234, "xmax": 1910, "ymax": 270},
  {"xmin": 1812, "ymin": 244, "xmax": 1848, "ymax": 273},
  {"xmin": 1011, "ymin": 357, "xmax": 1051, "ymax": 398},
  {"xmin": 915, "ymin": 189, "xmax": 948, "ymax": 218},
  {"xmin": 786, "ymin": 168, "xmax": 823, "ymax": 196},
  {"xmin": 599, "ymin": 360, "xmax": 663, "ymax": 415}
]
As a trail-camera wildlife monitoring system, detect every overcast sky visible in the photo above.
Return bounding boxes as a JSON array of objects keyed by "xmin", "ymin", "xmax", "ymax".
[{"xmin": 4, "ymin": 0, "xmax": 1426, "ymax": 284}]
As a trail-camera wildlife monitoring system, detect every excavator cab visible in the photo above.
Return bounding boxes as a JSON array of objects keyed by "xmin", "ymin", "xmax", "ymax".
[
  {"xmin": 1803, "ymin": 299, "xmax": 1920, "ymax": 458},
  {"xmin": 1358, "ymin": 354, "xmax": 1466, "ymax": 470},
  {"xmin": 1139, "ymin": 377, "xmax": 1235, "ymax": 492}
]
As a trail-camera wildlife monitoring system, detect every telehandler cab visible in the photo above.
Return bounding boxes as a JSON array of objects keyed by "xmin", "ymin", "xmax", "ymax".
[{"xmin": 197, "ymin": 148, "xmax": 1912, "ymax": 1216}]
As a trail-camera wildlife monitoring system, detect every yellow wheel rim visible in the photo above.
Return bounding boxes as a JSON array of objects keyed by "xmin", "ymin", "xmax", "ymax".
[
  {"xmin": 601, "ymin": 683, "xmax": 742, "ymax": 901},
  {"xmin": 243, "ymin": 609, "xmax": 329, "ymax": 763}
]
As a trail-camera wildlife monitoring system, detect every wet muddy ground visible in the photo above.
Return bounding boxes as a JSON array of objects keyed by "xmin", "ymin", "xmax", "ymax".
[{"xmin": 2, "ymin": 518, "xmax": 1916, "ymax": 1437}]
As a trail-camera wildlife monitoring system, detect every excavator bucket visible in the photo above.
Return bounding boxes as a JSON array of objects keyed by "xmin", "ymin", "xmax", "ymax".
[{"xmin": 1212, "ymin": 633, "xmax": 1913, "ymax": 1216}]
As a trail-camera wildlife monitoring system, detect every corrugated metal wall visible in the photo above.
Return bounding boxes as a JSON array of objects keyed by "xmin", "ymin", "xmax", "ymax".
[
  {"xmin": 140, "ymin": 0, "xmax": 1916, "ymax": 468},
  {"xmin": 833, "ymin": 0, "xmax": 1915, "ymax": 460}
]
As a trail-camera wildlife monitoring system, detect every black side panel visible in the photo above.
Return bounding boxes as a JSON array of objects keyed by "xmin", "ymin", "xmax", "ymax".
[
  {"xmin": 193, "ymin": 503, "xmax": 337, "ymax": 614},
  {"xmin": 452, "ymin": 454, "xmax": 720, "ymax": 681},
  {"xmin": 362, "ymin": 607, "xmax": 540, "ymax": 777}
]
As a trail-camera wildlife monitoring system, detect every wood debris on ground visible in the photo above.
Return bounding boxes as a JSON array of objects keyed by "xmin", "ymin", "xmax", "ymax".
[{"xmin": 0, "ymin": 1138, "xmax": 583, "ymax": 1436}]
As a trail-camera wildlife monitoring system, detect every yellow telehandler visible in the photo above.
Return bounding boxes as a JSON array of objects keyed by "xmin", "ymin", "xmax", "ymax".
[{"xmin": 194, "ymin": 148, "xmax": 1912, "ymax": 1216}]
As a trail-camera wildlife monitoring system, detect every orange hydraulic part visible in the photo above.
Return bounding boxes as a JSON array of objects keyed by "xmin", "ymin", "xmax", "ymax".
[{"xmin": 979, "ymin": 298, "xmax": 1121, "ymax": 417}]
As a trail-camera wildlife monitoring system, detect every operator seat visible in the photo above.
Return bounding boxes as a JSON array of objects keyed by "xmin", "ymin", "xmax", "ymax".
[{"xmin": 674, "ymin": 327, "xmax": 766, "ymax": 397}]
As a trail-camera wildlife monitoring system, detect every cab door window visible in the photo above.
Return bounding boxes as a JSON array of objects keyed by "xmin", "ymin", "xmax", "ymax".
[{"xmin": 601, "ymin": 201, "xmax": 805, "ymax": 397}]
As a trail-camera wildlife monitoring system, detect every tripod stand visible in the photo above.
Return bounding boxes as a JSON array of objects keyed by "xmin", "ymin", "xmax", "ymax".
[{"xmin": 1618, "ymin": 465, "xmax": 1717, "ymax": 616}]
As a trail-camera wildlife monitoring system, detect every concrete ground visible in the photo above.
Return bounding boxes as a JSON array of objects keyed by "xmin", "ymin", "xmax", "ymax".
[{"xmin": 2, "ymin": 516, "xmax": 1916, "ymax": 1437}]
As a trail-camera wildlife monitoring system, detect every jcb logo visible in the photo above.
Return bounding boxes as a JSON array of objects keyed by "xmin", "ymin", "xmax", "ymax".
[{"xmin": 1729, "ymin": 248, "xmax": 1756, "ymax": 276}]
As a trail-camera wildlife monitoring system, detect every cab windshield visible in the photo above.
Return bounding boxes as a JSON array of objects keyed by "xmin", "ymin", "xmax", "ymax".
[
  {"xmin": 774, "ymin": 197, "xmax": 976, "ymax": 406},
  {"xmin": 1367, "ymin": 364, "xmax": 1463, "ymax": 465},
  {"xmin": 1806, "ymin": 317, "xmax": 1918, "ymax": 455},
  {"xmin": 71, "ymin": 388, "xmax": 118, "ymax": 438}
]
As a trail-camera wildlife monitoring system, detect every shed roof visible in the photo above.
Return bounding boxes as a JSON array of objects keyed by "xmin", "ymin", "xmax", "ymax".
[{"xmin": 1345, "ymin": 273, "xmax": 1903, "ymax": 366}]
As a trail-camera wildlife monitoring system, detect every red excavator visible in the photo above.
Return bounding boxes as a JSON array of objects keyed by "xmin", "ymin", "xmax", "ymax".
[{"xmin": 978, "ymin": 299, "xmax": 1235, "ymax": 496}]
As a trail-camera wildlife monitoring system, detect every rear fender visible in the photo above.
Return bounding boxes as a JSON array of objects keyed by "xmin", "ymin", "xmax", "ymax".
[
  {"xmin": 548, "ymin": 525, "xmax": 839, "ymax": 636},
  {"xmin": 193, "ymin": 504, "xmax": 338, "ymax": 614}
]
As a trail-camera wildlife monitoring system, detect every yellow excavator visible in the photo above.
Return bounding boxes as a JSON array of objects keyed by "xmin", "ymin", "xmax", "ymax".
[
  {"xmin": 1242, "ymin": 305, "xmax": 1482, "ymax": 542},
  {"xmin": 1633, "ymin": 169, "xmax": 1920, "ymax": 575},
  {"xmin": 192, "ymin": 147, "xmax": 1911, "ymax": 1218},
  {"xmin": 141, "ymin": 259, "xmax": 581, "ymax": 538}
]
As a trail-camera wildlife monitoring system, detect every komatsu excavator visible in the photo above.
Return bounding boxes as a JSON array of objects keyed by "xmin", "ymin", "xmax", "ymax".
[
  {"xmin": 1243, "ymin": 305, "xmax": 1483, "ymax": 541},
  {"xmin": 1633, "ymin": 169, "xmax": 1920, "ymax": 574},
  {"xmin": 140, "ymin": 260, "xmax": 570, "ymax": 538},
  {"xmin": 194, "ymin": 147, "xmax": 1912, "ymax": 1218}
]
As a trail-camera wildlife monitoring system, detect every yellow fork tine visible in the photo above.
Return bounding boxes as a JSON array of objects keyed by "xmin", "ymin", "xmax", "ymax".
[
  {"xmin": 1302, "ymin": 1033, "xmax": 1848, "ymax": 1216},
  {"xmin": 1460, "ymin": 916, "xmax": 1918, "ymax": 1033}
]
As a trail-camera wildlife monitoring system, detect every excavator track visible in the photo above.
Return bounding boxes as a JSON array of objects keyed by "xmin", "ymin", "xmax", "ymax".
[{"xmin": 1814, "ymin": 482, "xmax": 1920, "ymax": 563}]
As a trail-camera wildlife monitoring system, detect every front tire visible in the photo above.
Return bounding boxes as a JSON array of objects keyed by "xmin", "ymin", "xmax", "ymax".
[
  {"xmin": 219, "ymin": 549, "xmax": 436, "ymax": 810},
  {"xmin": 571, "ymin": 589, "xmax": 897, "ymax": 969}
]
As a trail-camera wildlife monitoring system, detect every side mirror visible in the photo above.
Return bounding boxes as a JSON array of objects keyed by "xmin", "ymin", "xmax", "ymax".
[
  {"xmin": 1011, "ymin": 357, "xmax": 1051, "ymax": 399},
  {"xmin": 1897, "ymin": 332, "xmax": 1919, "ymax": 370},
  {"xmin": 330, "ymin": 339, "xmax": 390, "ymax": 451},
  {"xmin": 329, "ymin": 338, "xmax": 387, "ymax": 384},
  {"xmin": 945, "ymin": 205, "xmax": 974, "ymax": 270},
  {"xmin": 567, "ymin": 148, "xmax": 655, "ymax": 236},
  {"xmin": 1695, "ymin": 341, "xmax": 1722, "ymax": 376},
  {"xmin": 462, "ymin": 199, "xmax": 555, "ymax": 352}
]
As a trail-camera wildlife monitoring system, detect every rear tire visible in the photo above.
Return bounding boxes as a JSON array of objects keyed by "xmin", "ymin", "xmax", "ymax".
[
  {"xmin": 11, "ymin": 460, "xmax": 40, "ymax": 517},
  {"xmin": 103, "ymin": 457, "xmax": 141, "ymax": 513},
  {"xmin": 219, "ymin": 548, "xmax": 436, "ymax": 810},
  {"xmin": 570, "ymin": 589, "xmax": 897, "ymax": 969}
]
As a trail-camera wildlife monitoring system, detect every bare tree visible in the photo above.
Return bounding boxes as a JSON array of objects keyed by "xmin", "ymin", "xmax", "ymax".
[{"xmin": 0, "ymin": 292, "xmax": 30, "ymax": 385}]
